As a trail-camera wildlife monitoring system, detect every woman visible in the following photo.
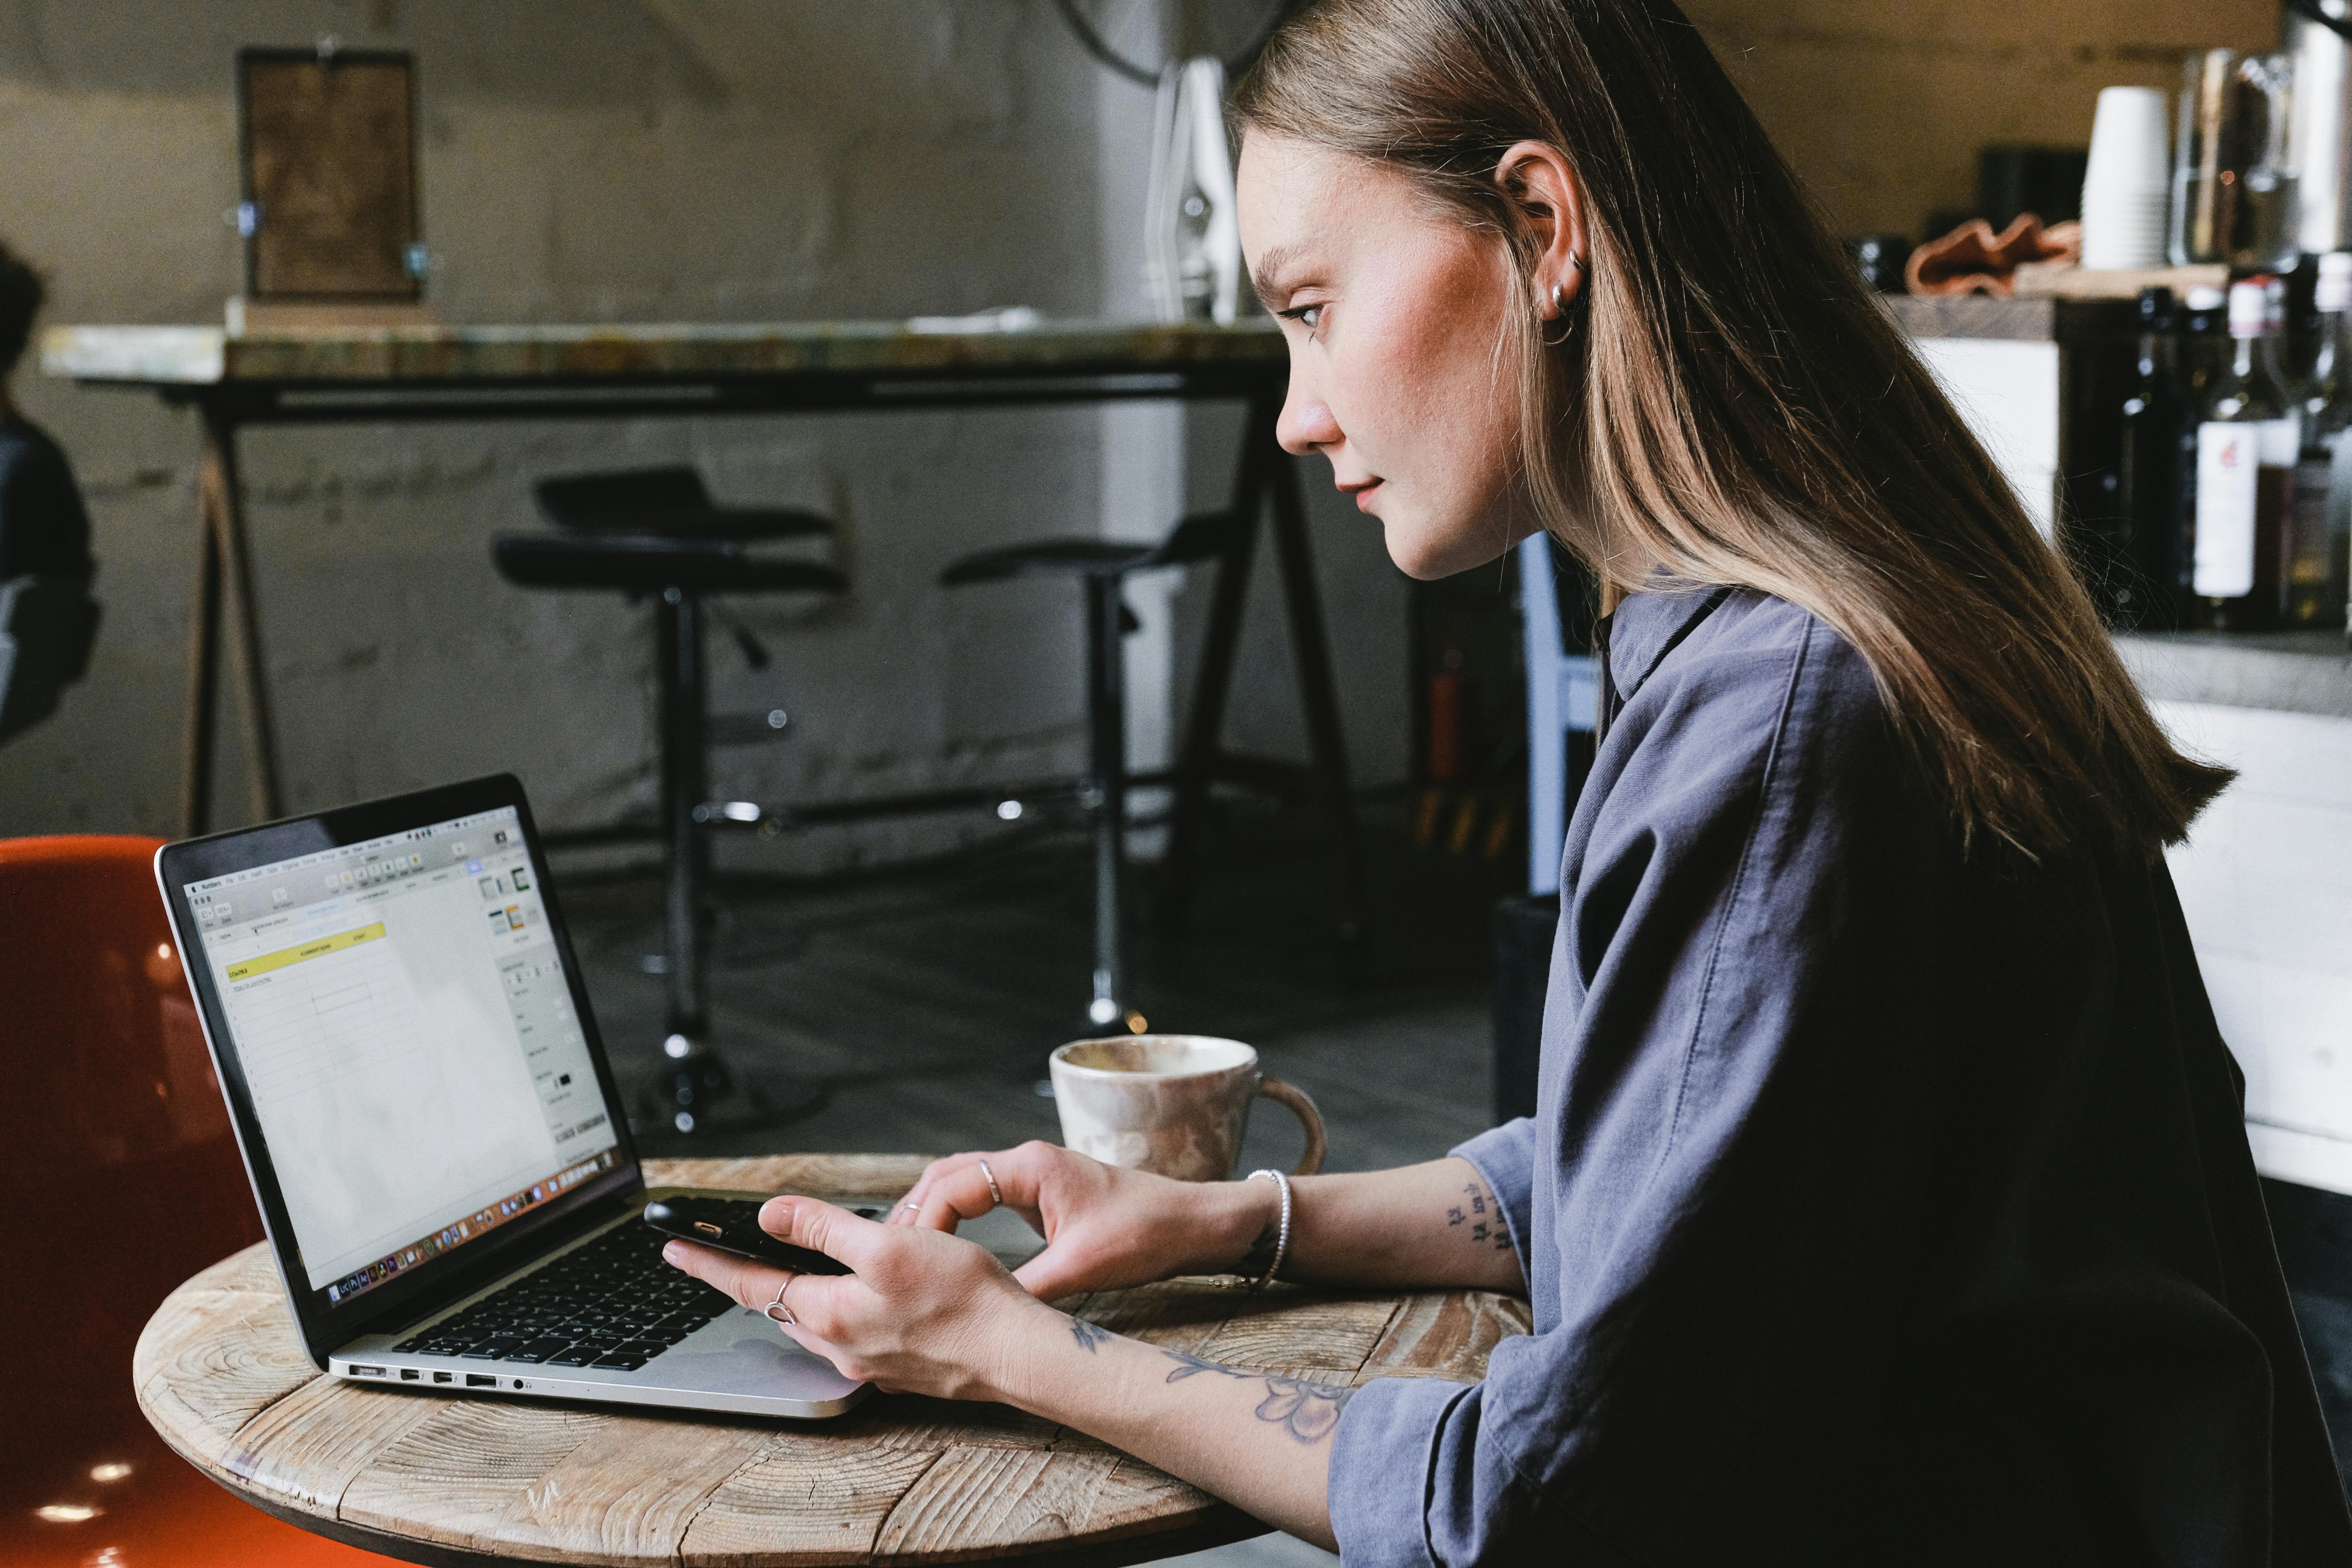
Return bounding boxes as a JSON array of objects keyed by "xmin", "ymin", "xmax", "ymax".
[{"xmin": 665, "ymin": 1, "xmax": 2352, "ymax": 1559}]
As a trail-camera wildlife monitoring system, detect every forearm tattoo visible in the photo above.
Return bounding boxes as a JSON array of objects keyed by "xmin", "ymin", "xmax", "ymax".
[
  {"xmin": 1447, "ymin": 1176, "xmax": 1515, "ymax": 1255},
  {"xmin": 1160, "ymin": 1348, "xmax": 1355, "ymax": 1444},
  {"xmin": 1069, "ymin": 1315, "xmax": 1111, "ymax": 1352}
]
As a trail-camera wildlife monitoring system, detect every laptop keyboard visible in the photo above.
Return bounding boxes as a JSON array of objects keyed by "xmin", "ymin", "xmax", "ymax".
[{"xmin": 395, "ymin": 1217, "xmax": 737, "ymax": 1372}]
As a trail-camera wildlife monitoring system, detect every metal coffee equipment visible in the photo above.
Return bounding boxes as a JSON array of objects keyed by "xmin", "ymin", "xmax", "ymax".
[{"xmin": 2290, "ymin": 0, "xmax": 2352, "ymax": 254}]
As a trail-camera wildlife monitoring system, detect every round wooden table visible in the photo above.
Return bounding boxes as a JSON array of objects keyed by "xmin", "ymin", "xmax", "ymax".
[{"xmin": 134, "ymin": 1155, "xmax": 1528, "ymax": 1566}]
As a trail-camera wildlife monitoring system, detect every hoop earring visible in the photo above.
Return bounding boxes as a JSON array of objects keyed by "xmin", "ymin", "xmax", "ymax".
[{"xmin": 1543, "ymin": 277, "xmax": 1578, "ymax": 348}]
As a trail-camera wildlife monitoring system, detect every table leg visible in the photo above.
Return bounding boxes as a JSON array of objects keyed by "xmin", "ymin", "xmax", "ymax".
[
  {"xmin": 1158, "ymin": 419, "xmax": 1266, "ymax": 932},
  {"xmin": 1265, "ymin": 433, "xmax": 1369, "ymax": 943},
  {"xmin": 176, "ymin": 503, "xmax": 222, "ymax": 838},
  {"xmin": 1162, "ymin": 395, "xmax": 1364, "ymax": 940},
  {"xmin": 195, "ymin": 410, "xmax": 283, "ymax": 827}
]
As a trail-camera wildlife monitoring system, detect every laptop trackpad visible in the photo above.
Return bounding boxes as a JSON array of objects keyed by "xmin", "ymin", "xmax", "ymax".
[
  {"xmin": 647, "ymin": 1208, "xmax": 1042, "ymax": 1400},
  {"xmin": 661, "ymin": 1307, "xmax": 864, "ymax": 1397}
]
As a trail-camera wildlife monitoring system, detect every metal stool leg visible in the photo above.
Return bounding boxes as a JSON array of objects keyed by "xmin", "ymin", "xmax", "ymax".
[
  {"xmin": 1086, "ymin": 575, "xmax": 1130, "ymax": 1028},
  {"xmin": 659, "ymin": 586, "xmax": 711, "ymax": 1039},
  {"xmin": 654, "ymin": 586, "xmax": 728, "ymax": 1132},
  {"xmin": 644, "ymin": 585, "xmax": 825, "ymax": 1137}
]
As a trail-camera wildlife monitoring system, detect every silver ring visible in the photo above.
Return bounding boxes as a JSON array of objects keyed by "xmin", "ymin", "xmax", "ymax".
[
  {"xmin": 900, "ymin": 1201, "xmax": 920, "ymax": 1215},
  {"xmin": 978, "ymin": 1158, "xmax": 1004, "ymax": 1206},
  {"xmin": 762, "ymin": 1272, "xmax": 798, "ymax": 1326}
]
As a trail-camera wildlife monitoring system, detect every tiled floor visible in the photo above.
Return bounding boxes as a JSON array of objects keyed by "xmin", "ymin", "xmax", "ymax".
[{"xmin": 559, "ymin": 800, "xmax": 1512, "ymax": 1174}]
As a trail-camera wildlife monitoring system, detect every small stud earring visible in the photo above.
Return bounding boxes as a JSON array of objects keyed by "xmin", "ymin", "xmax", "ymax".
[{"xmin": 1549, "ymin": 283, "xmax": 1565, "ymax": 313}]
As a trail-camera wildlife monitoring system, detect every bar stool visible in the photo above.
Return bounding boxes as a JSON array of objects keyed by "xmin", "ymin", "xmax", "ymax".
[
  {"xmin": 494, "ymin": 466, "xmax": 847, "ymax": 1134},
  {"xmin": 940, "ymin": 510, "xmax": 1239, "ymax": 1028}
]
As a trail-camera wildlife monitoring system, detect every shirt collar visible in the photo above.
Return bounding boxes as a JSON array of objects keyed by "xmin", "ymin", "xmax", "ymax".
[{"xmin": 1604, "ymin": 583, "xmax": 1733, "ymax": 706}]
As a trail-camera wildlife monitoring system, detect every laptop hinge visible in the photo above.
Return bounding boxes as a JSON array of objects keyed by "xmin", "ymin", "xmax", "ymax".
[{"xmin": 363, "ymin": 1186, "xmax": 644, "ymax": 1339}]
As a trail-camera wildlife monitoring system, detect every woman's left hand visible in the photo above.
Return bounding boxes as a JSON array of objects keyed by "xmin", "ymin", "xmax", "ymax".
[{"xmin": 660, "ymin": 1194, "xmax": 1045, "ymax": 1399}]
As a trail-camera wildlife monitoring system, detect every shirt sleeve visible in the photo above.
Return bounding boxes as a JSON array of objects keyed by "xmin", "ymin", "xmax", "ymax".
[
  {"xmin": 1327, "ymin": 1120, "xmax": 1545, "ymax": 1566},
  {"xmin": 1330, "ymin": 603, "xmax": 1950, "ymax": 1565}
]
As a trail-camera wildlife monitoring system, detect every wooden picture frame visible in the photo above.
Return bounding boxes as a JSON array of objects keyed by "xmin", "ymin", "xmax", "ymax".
[{"xmin": 237, "ymin": 48, "xmax": 420, "ymax": 302}]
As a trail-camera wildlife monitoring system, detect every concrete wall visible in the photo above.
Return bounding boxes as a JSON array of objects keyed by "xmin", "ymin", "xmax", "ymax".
[
  {"xmin": 1686, "ymin": 0, "xmax": 2278, "ymax": 241},
  {"xmin": 0, "ymin": 0, "xmax": 1411, "ymax": 859}
]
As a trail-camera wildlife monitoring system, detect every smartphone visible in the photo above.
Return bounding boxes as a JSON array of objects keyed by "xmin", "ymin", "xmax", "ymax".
[{"xmin": 642, "ymin": 1196, "xmax": 853, "ymax": 1275}]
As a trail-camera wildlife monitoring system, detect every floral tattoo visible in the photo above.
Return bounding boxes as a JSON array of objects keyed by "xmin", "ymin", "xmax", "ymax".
[{"xmin": 1160, "ymin": 1349, "xmax": 1355, "ymax": 1444}]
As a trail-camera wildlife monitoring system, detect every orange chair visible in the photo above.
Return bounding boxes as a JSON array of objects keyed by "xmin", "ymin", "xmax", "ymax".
[{"xmin": 0, "ymin": 835, "xmax": 396, "ymax": 1566}]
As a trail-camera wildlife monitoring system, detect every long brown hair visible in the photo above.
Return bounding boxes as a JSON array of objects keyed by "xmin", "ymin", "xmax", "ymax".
[{"xmin": 1233, "ymin": 0, "xmax": 2229, "ymax": 860}]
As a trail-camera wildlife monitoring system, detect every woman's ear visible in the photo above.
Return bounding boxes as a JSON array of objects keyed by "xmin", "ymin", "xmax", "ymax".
[{"xmin": 1493, "ymin": 141, "xmax": 1587, "ymax": 319}]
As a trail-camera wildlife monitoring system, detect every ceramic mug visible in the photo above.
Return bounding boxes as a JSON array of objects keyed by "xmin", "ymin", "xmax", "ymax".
[{"xmin": 1049, "ymin": 1034, "xmax": 1326, "ymax": 1182}]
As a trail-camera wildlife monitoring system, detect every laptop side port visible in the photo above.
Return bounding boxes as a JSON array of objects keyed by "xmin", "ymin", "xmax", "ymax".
[
  {"xmin": 432, "ymin": 1371, "xmax": 453, "ymax": 1384},
  {"xmin": 347, "ymin": 1365, "xmax": 385, "ymax": 1377},
  {"xmin": 465, "ymin": 1374, "xmax": 496, "ymax": 1388},
  {"xmin": 400, "ymin": 1368, "xmax": 421, "ymax": 1381}
]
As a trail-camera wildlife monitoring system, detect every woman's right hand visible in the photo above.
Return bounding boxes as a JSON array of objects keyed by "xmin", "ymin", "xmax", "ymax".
[{"xmin": 889, "ymin": 1141, "xmax": 1270, "ymax": 1301}]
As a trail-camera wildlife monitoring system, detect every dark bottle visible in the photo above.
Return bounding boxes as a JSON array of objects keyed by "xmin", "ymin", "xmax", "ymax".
[
  {"xmin": 2115, "ymin": 287, "xmax": 2184, "ymax": 628},
  {"xmin": 2289, "ymin": 251, "xmax": 2352, "ymax": 629},
  {"xmin": 2173, "ymin": 286, "xmax": 2231, "ymax": 624},
  {"xmin": 2192, "ymin": 278, "xmax": 2297, "ymax": 629}
]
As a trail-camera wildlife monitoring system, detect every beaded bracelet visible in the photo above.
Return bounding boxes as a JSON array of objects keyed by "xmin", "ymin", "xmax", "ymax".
[{"xmin": 1244, "ymin": 1168, "xmax": 1292, "ymax": 1291}]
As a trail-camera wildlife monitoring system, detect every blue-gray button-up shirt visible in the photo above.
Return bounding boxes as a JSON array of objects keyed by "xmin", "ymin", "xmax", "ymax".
[{"xmin": 1331, "ymin": 587, "xmax": 2352, "ymax": 1566}]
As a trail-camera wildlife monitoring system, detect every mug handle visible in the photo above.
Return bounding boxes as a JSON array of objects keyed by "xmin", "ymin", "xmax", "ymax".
[{"xmin": 1256, "ymin": 1076, "xmax": 1327, "ymax": 1176}]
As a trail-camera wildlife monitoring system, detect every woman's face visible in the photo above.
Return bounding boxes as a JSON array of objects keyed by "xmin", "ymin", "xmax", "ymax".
[{"xmin": 1237, "ymin": 132, "xmax": 1538, "ymax": 580}]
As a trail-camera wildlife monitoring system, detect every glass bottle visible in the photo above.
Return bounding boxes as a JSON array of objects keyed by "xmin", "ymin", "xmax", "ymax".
[
  {"xmin": 2173, "ymin": 285, "xmax": 2231, "ymax": 624},
  {"xmin": 2117, "ymin": 287, "xmax": 2183, "ymax": 629},
  {"xmin": 2194, "ymin": 278, "xmax": 2296, "ymax": 629},
  {"xmin": 2264, "ymin": 273, "xmax": 2298, "ymax": 395},
  {"xmin": 2290, "ymin": 253, "xmax": 2352, "ymax": 629}
]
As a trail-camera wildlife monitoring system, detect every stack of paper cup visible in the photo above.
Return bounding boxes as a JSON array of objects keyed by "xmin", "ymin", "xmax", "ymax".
[{"xmin": 2080, "ymin": 86, "xmax": 2171, "ymax": 270}]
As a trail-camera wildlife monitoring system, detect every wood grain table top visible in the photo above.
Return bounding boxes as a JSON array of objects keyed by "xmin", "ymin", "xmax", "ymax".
[
  {"xmin": 42, "ymin": 318, "xmax": 1286, "ymax": 388},
  {"xmin": 134, "ymin": 1155, "xmax": 1528, "ymax": 1567}
]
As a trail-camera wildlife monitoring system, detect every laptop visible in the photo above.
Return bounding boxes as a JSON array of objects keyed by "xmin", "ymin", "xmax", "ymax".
[{"xmin": 155, "ymin": 773, "xmax": 867, "ymax": 1419}]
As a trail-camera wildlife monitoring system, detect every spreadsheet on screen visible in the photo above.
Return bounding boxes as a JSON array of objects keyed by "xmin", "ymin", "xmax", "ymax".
[{"xmin": 183, "ymin": 807, "xmax": 615, "ymax": 1290}]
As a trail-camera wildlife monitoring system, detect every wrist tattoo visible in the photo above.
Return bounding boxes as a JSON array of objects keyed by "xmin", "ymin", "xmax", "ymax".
[
  {"xmin": 1069, "ymin": 1315, "xmax": 1111, "ymax": 1353},
  {"xmin": 1446, "ymin": 1178, "xmax": 1514, "ymax": 1254},
  {"xmin": 1159, "ymin": 1348, "xmax": 1355, "ymax": 1444}
]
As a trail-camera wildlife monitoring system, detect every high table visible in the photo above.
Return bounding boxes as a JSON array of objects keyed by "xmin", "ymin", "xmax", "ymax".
[
  {"xmin": 39, "ymin": 319, "xmax": 1361, "ymax": 931},
  {"xmin": 134, "ymin": 1154, "xmax": 1527, "ymax": 1567}
]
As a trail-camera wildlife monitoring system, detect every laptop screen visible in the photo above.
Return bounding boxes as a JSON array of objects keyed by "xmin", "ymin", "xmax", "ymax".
[{"xmin": 179, "ymin": 803, "xmax": 620, "ymax": 1306}]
